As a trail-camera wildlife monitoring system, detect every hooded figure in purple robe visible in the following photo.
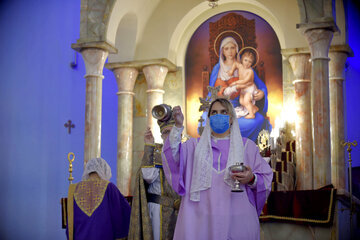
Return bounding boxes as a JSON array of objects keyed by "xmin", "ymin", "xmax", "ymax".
[
  {"xmin": 162, "ymin": 98, "xmax": 273, "ymax": 240},
  {"xmin": 66, "ymin": 157, "xmax": 131, "ymax": 240}
]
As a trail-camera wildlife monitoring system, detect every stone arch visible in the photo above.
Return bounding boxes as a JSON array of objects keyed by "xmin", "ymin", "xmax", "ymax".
[
  {"xmin": 110, "ymin": 12, "xmax": 138, "ymax": 62},
  {"xmin": 78, "ymin": 0, "xmax": 116, "ymax": 42},
  {"xmin": 168, "ymin": 0, "xmax": 288, "ymax": 68}
]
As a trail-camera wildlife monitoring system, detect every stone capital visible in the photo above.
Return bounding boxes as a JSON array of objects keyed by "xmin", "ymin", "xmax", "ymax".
[
  {"xmin": 143, "ymin": 65, "xmax": 169, "ymax": 90},
  {"xmin": 111, "ymin": 67, "xmax": 139, "ymax": 93},
  {"xmin": 329, "ymin": 44, "xmax": 354, "ymax": 56},
  {"xmin": 329, "ymin": 52, "xmax": 348, "ymax": 81},
  {"xmin": 304, "ymin": 29, "xmax": 334, "ymax": 60},
  {"xmin": 281, "ymin": 47, "xmax": 310, "ymax": 59},
  {"xmin": 288, "ymin": 53, "xmax": 312, "ymax": 83},
  {"xmin": 80, "ymin": 48, "xmax": 109, "ymax": 78},
  {"xmin": 328, "ymin": 45, "xmax": 353, "ymax": 80}
]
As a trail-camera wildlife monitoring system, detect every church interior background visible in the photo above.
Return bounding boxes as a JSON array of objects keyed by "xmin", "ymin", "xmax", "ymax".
[{"xmin": 0, "ymin": 0, "xmax": 360, "ymax": 239}]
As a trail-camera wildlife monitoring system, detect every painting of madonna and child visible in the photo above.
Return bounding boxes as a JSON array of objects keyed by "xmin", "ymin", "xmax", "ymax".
[{"xmin": 185, "ymin": 11, "xmax": 283, "ymax": 142}]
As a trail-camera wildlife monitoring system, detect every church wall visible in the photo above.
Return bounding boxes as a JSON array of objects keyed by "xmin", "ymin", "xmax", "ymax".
[
  {"xmin": 333, "ymin": 0, "xmax": 347, "ymax": 45},
  {"xmin": 0, "ymin": 0, "xmax": 119, "ymax": 239},
  {"xmin": 344, "ymin": 0, "xmax": 360, "ymax": 168},
  {"xmin": 106, "ymin": 0, "xmax": 162, "ymax": 48},
  {"xmin": 133, "ymin": 0, "xmax": 204, "ymax": 61},
  {"xmin": 122, "ymin": 0, "xmax": 306, "ymax": 62},
  {"xmin": 109, "ymin": 12, "xmax": 138, "ymax": 63}
]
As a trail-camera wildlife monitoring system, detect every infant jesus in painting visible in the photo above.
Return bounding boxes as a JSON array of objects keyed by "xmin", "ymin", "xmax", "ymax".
[{"xmin": 224, "ymin": 50, "xmax": 259, "ymax": 119}]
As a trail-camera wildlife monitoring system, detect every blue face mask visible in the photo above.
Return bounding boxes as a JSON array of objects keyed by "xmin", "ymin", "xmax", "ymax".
[{"xmin": 209, "ymin": 114, "xmax": 230, "ymax": 134}]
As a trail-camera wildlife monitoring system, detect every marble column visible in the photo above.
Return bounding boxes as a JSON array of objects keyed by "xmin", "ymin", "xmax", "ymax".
[
  {"xmin": 143, "ymin": 65, "xmax": 168, "ymax": 143},
  {"xmin": 110, "ymin": 67, "xmax": 138, "ymax": 196},
  {"xmin": 304, "ymin": 29, "xmax": 333, "ymax": 188},
  {"xmin": 329, "ymin": 46, "xmax": 351, "ymax": 190},
  {"xmin": 288, "ymin": 53, "xmax": 313, "ymax": 190},
  {"xmin": 80, "ymin": 48, "xmax": 108, "ymax": 165}
]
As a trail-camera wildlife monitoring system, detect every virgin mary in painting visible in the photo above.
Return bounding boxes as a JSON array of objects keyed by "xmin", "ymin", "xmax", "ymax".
[{"xmin": 208, "ymin": 34, "xmax": 271, "ymax": 141}]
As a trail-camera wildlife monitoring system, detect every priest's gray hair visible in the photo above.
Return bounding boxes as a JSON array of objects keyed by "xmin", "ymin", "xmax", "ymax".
[{"xmin": 82, "ymin": 157, "xmax": 112, "ymax": 181}]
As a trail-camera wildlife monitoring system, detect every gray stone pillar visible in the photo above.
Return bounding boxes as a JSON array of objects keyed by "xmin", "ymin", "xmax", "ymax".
[
  {"xmin": 288, "ymin": 53, "xmax": 313, "ymax": 190},
  {"xmin": 106, "ymin": 63, "xmax": 139, "ymax": 196},
  {"xmin": 72, "ymin": 42, "xmax": 117, "ymax": 165},
  {"xmin": 81, "ymin": 48, "xmax": 108, "ymax": 165},
  {"xmin": 296, "ymin": 0, "xmax": 339, "ymax": 189},
  {"xmin": 329, "ymin": 45, "xmax": 353, "ymax": 190},
  {"xmin": 143, "ymin": 65, "xmax": 169, "ymax": 143},
  {"xmin": 304, "ymin": 29, "xmax": 334, "ymax": 188}
]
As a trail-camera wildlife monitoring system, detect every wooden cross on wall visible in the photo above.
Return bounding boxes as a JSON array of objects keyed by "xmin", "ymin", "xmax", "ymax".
[{"xmin": 64, "ymin": 120, "xmax": 75, "ymax": 134}]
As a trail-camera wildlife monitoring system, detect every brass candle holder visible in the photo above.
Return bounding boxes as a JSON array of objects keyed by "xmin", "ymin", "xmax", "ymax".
[
  {"xmin": 67, "ymin": 152, "xmax": 75, "ymax": 184},
  {"xmin": 342, "ymin": 140, "xmax": 357, "ymax": 239}
]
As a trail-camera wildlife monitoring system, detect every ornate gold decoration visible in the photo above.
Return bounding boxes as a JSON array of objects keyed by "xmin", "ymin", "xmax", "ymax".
[
  {"xmin": 154, "ymin": 143, "xmax": 163, "ymax": 166},
  {"xmin": 207, "ymin": 0, "xmax": 219, "ymax": 8},
  {"xmin": 181, "ymin": 134, "xmax": 191, "ymax": 143},
  {"xmin": 67, "ymin": 183, "xmax": 77, "ymax": 240},
  {"xmin": 214, "ymin": 30, "xmax": 244, "ymax": 58},
  {"xmin": 342, "ymin": 140, "xmax": 358, "ymax": 158},
  {"xmin": 199, "ymin": 86, "xmax": 221, "ymax": 112},
  {"xmin": 342, "ymin": 139, "xmax": 358, "ymax": 233},
  {"xmin": 154, "ymin": 143, "xmax": 163, "ymax": 154},
  {"xmin": 159, "ymin": 170, "xmax": 164, "ymax": 239},
  {"xmin": 238, "ymin": 46, "xmax": 260, "ymax": 67},
  {"xmin": 197, "ymin": 86, "xmax": 223, "ymax": 135},
  {"xmin": 257, "ymin": 129, "xmax": 270, "ymax": 152},
  {"xmin": 74, "ymin": 179, "xmax": 109, "ymax": 217},
  {"xmin": 67, "ymin": 152, "xmax": 75, "ymax": 184},
  {"xmin": 197, "ymin": 116, "xmax": 206, "ymax": 136}
]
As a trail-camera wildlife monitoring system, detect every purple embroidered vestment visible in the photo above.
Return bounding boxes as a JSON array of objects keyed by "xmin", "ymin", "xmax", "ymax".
[{"xmin": 67, "ymin": 180, "xmax": 131, "ymax": 240}]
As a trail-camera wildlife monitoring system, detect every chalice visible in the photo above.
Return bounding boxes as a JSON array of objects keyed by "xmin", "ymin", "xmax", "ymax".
[{"xmin": 229, "ymin": 162, "xmax": 247, "ymax": 192}]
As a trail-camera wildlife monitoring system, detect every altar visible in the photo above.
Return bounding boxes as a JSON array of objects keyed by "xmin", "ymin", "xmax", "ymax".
[
  {"xmin": 257, "ymin": 131, "xmax": 360, "ymax": 240},
  {"xmin": 260, "ymin": 188, "xmax": 360, "ymax": 240}
]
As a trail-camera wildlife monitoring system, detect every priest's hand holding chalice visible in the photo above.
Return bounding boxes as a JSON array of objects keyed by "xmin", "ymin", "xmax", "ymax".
[{"xmin": 230, "ymin": 163, "xmax": 255, "ymax": 192}]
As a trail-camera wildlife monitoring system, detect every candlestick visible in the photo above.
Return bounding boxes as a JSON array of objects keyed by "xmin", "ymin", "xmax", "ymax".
[{"xmin": 67, "ymin": 152, "xmax": 75, "ymax": 184}]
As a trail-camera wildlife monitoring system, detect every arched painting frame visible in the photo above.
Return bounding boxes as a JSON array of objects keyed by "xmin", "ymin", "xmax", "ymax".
[{"xmin": 185, "ymin": 11, "xmax": 282, "ymax": 141}]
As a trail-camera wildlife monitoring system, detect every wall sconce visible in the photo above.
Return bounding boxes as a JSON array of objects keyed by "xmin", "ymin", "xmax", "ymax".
[{"xmin": 207, "ymin": 0, "xmax": 219, "ymax": 8}]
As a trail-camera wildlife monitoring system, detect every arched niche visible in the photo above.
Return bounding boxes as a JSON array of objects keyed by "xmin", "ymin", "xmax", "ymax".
[
  {"xmin": 168, "ymin": 0, "xmax": 301, "ymax": 67},
  {"xmin": 109, "ymin": 12, "xmax": 138, "ymax": 62},
  {"xmin": 104, "ymin": 1, "xmax": 305, "ymax": 63}
]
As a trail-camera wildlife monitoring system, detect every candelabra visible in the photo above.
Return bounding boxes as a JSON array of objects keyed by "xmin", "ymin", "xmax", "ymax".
[{"xmin": 342, "ymin": 140, "xmax": 358, "ymax": 239}]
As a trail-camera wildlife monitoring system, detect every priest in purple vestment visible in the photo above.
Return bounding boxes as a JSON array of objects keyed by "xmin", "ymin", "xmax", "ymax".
[
  {"xmin": 66, "ymin": 157, "xmax": 131, "ymax": 240},
  {"xmin": 162, "ymin": 98, "xmax": 273, "ymax": 240}
]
